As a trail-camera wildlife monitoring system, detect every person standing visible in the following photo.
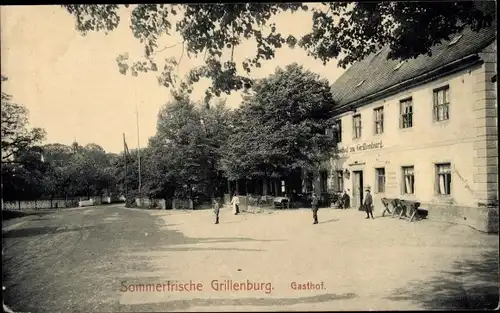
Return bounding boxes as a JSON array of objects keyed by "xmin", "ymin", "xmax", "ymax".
[
  {"xmin": 364, "ymin": 188, "xmax": 374, "ymax": 219},
  {"xmin": 311, "ymin": 192, "xmax": 319, "ymax": 224},
  {"xmin": 342, "ymin": 190, "xmax": 350, "ymax": 209},
  {"xmin": 213, "ymin": 198, "xmax": 220, "ymax": 224},
  {"xmin": 231, "ymin": 193, "xmax": 240, "ymax": 215}
]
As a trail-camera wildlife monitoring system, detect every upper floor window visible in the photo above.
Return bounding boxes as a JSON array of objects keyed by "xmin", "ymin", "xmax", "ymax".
[
  {"xmin": 433, "ymin": 86, "xmax": 450, "ymax": 121},
  {"xmin": 400, "ymin": 98, "xmax": 413, "ymax": 128},
  {"xmin": 448, "ymin": 34, "xmax": 463, "ymax": 46},
  {"xmin": 353, "ymin": 114, "xmax": 362, "ymax": 139},
  {"xmin": 374, "ymin": 107, "xmax": 384, "ymax": 134},
  {"xmin": 334, "ymin": 119, "xmax": 342, "ymax": 143},
  {"xmin": 394, "ymin": 61, "xmax": 405, "ymax": 71}
]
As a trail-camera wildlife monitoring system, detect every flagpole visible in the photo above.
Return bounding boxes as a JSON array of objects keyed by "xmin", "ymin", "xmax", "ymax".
[
  {"xmin": 136, "ymin": 106, "xmax": 142, "ymax": 199},
  {"xmin": 123, "ymin": 133, "xmax": 128, "ymax": 201}
]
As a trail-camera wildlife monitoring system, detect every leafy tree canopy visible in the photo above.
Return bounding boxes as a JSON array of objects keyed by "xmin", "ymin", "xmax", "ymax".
[
  {"xmin": 145, "ymin": 95, "xmax": 231, "ymax": 199},
  {"xmin": 62, "ymin": 2, "xmax": 495, "ymax": 102},
  {"xmin": 1, "ymin": 76, "xmax": 46, "ymax": 163},
  {"xmin": 221, "ymin": 63, "xmax": 337, "ymax": 180}
]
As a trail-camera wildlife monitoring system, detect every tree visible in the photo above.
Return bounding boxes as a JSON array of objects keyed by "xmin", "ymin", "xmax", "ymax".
[
  {"xmin": 1, "ymin": 76, "xmax": 46, "ymax": 163},
  {"xmin": 145, "ymin": 94, "xmax": 231, "ymax": 200},
  {"xmin": 62, "ymin": 2, "xmax": 495, "ymax": 101},
  {"xmin": 221, "ymin": 63, "xmax": 337, "ymax": 182},
  {"xmin": 1, "ymin": 147, "xmax": 49, "ymax": 201},
  {"xmin": 61, "ymin": 143, "xmax": 116, "ymax": 198}
]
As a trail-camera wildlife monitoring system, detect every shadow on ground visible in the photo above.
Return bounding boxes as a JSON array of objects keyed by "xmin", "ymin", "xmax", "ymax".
[
  {"xmin": 319, "ymin": 219, "xmax": 339, "ymax": 224},
  {"xmin": 129, "ymin": 229, "xmax": 285, "ymax": 253},
  {"xmin": 122, "ymin": 292, "xmax": 357, "ymax": 311},
  {"xmin": 386, "ymin": 249, "xmax": 499, "ymax": 310},
  {"xmin": 2, "ymin": 209, "xmax": 51, "ymax": 221},
  {"xmin": 2, "ymin": 225, "xmax": 97, "ymax": 239}
]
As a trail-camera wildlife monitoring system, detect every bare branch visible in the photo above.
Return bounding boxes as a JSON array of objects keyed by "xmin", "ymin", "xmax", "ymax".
[
  {"xmin": 154, "ymin": 41, "xmax": 184, "ymax": 55},
  {"xmin": 177, "ymin": 42, "xmax": 185, "ymax": 73}
]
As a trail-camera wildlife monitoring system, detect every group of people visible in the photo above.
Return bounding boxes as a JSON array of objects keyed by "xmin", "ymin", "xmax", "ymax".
[
  {"xmin": 310, "ymin": 188, "xmax": 375, "ymax": 223},
  {"xmin": 211, "ymin": 189, "xmax": 375, "ymax": 225}
]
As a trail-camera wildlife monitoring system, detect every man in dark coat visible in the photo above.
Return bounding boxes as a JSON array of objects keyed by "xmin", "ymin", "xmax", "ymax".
[
  {"xmin": 364, "ymin": 189, "xmax": 374, "ymax": 219},
  {"xmin": 311, "ymin": 193, "xmax": 319, "ymax": 224},
  {"xmin": 341, "ymin": 190, "xmax": 350, "ymax": 209}
]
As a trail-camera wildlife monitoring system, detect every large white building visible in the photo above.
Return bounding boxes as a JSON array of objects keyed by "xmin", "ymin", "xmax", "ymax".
[{"xmin": 317, "ymin": 25, "xmax": 497, "ymax": 232}]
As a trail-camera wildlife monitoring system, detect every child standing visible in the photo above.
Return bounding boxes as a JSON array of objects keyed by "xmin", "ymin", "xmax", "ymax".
[{"xmin": 213, "ymin": 198, "xmax": 221, "ymax": 224}]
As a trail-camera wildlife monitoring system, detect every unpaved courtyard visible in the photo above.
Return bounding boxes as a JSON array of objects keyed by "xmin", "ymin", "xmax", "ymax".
[
  {"xmin": 2, "ymin": 205, "xmax": 498, "ymax": 312},
  {"xmin": 122, "ymin": 207, "xmax": 499, "ymax": 311}
]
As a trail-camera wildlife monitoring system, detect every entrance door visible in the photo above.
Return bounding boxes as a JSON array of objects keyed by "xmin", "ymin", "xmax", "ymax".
[{"xmin": 352, "ymin": 170, "xmax": 364, "ymax": 209}]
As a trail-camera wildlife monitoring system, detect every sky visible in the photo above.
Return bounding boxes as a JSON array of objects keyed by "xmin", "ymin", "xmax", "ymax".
[{"xmin": 1, "ymin": 5, "xmax": 346, "ymax": 153}]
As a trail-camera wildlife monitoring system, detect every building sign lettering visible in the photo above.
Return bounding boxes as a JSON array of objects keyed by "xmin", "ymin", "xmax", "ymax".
[
  {"xmin": 386, "ymin": 171, "xmax": 398, "ymax": 192},
  {"xmin": 338, "ymin": 141, "xmax": 384, "ymax": 154}
]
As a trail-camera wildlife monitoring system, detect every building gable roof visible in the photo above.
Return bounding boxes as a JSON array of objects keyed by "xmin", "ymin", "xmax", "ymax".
[{"xmin": 330, "ymin": 25, "xmax": 497, "ymax": 107}]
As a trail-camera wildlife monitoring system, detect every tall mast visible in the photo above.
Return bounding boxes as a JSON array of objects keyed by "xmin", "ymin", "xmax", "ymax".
[
  {"xmin": 123, "ymin": 133, "xmax": 128, "ymax": 200},
  {"xmin": 136, "ymin": 105, "xmax": 142, "ymax": 198}
]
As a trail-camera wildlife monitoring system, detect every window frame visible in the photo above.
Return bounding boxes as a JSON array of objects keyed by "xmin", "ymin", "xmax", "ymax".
[
  {"xmin": 352, "ymin": 114, "xmax": 362, "ymax": 139},
  {"xmin": 319, "ymin": 170, "xmax": 328, "ymax": 193},
  {"xmin": 375, "ymin": 167, "xmax": 386, "ymax": 194},
  {"xmin": 402, "ymin": 166, "xmax": 415, "ymax": 195},
  {"xmin": 400, "ymin": 97, "xmax": 413, "ymax": 129},
  {"xmin": 336, "ymin": 170, "xmax": 344, "ymax": 193},
  {"xmin": 334, "ymin": 119, "xmax": 342, "ymax": 143},
  {"xmin": 433, "ymin": 85, "xmax": 450, "ymax": 122},
  {"xmin": 374, "ymin": 106, "xmax": 384, "ymax": 135},
  {"xmin": 435, "ymin": 163, "xmax": 452, "ymax": 196},
  {"xmin": 306, "ymin": 172, "xmax": 314, "ymax": 193}
]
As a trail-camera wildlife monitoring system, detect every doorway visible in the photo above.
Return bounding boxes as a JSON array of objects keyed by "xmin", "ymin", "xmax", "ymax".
[{"xmin": 352, "ymin": 170, "xmax": 364, "ymax": 210}]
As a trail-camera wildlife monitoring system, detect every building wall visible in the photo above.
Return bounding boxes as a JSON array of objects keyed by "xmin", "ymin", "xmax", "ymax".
[{"xmin": 326, "ymin": 42, "xmax": 498, "ymax": 232}]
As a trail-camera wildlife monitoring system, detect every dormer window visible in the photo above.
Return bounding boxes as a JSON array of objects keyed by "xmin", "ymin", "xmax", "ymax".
[
  {"xmin": 394, "ymin": 61, "xmax": 405, "ymax": 71},
  {"xmin": 356, "ymin": 80, "xmax": 365, "ymax": 88},
  {"xmin": 448, "ymin": 34, "xmax": 463, "ymax": 46}
]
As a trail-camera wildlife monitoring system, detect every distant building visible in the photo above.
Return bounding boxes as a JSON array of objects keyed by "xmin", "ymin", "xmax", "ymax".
[{"xmin": 312, "ymin": 25, "xmax": 497, "ymax": 232}]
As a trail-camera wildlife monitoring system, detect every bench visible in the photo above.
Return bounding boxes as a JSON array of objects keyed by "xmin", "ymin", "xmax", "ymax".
[
  {"xmin": 380, "ymin": 198, "xmax": 395, "ymax": 216},
  {"xmin": 380, "ymin": 198, "xmax": 428, "ymax": 222},
  {"xmin": 273, "ymin": 197, "xmax": 290, "ymax": 210}
]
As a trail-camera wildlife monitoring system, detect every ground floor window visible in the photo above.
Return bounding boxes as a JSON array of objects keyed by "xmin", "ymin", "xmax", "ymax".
[
  {"xmin": 320, "ymin": 170, "xmax": 328, "ymax": 193},
  {"xmin": 375, "ymin": 168, "xmax": 385, "ymax": 193},
  {"xmin": 402, "ymin": 166, "xmax": 415, "ymax": 194},
  {"xmin": 305, "ymin": 172, "xmax": 314, "ymax": 193},
  {"xmin": 336, "ymin": 170, "xmax": 344, "ymax": 193},
  {"xmin": 436, "ymin": 163, "xmax": 452, "ymax": 195},
  {"xmin": 281, "ymin": 180, "xmax": 286, "ymax": 193}
]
